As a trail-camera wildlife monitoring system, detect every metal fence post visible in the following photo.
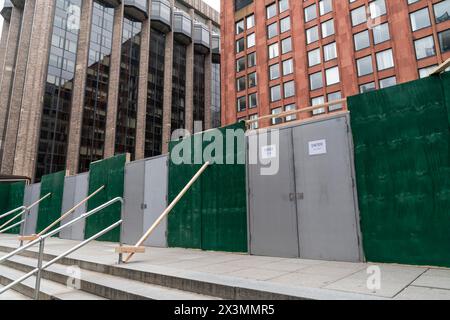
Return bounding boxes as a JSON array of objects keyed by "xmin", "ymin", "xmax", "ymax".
[
  {"xmin": 118, "ymin": 200, "xmax": 124, "ymax": 264},
  {"xmin": 20, "ymin": 208, "xmax": 30, "ymax": 247},
  {"xmin": 34, "ymin": 238, "xmax": 45, "ymax": 300}
]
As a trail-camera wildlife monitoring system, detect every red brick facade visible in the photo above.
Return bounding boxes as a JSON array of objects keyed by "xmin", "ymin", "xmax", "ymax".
[{"xmin": 221, "ymin": 0, "xmax": 450, "ymax": 128}]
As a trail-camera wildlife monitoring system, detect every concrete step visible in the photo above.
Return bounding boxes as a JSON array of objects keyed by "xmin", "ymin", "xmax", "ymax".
[
  {"xmin": 0, "ymin": 284, "xmax": 31, "ymax": 300},
  {"xmin": 0, "ymin": 264, "xmax": 105, "ymax": 300},
  {"xmin": 0, "ymin": 245, "xmax": 379, "ymax": 300},
  {"xmin": 2, "ymin": 254, "xmax": 218, "ymax": 300}
]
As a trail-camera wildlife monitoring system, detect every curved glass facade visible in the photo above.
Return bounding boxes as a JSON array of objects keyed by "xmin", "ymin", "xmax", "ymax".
[
  {"xmin": 193, "ymin": 52, "xmax": 205, "ymax": 129},
  {"xmin": 36, "ymin": 0, "xmax": 81, "ymax": 180},
  {"xmin": 145, "ymin": 28, "xmax": 165, "ymax": 157},
  {"xmin": 79, "ymin": 1, "xmax": 114, "ymax": 173},
  {"xmin": 115, "ymin": 17, "xmax": 141, "ymax": 159},
  {"xmin": 171, "ymin": 41, "xmax": 187, "ymax": 132}
]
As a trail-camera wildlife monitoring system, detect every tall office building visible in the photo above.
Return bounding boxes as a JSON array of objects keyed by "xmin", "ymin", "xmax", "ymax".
[
  {"xmin": 221, "ymin": 0, "xmax": 450, "ymax": 128},
  {"xmin": 0, "ymin": 0, "xmax": 221, "ymax": 181}
]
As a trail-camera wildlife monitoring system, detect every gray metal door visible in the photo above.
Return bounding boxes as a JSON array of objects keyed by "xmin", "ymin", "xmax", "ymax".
[
  {"xmin": 122, "ymin": 160, "xmax": 146, "ymax": 245},
  {"xmin": 248, "ymin": 129, "xmax": 300, "ymax": 258},
  {"xmin": 60, "ymin": 173, "xmax": 88, "ymax": 241},
  {"xmin": 143, "ymin": 155, "xmax": 168, "ymax": 247},
  {"xmin": 293, "ymin": 116, "xmax": 361, "ymax": 262},
  {"xmin": 21, "ymin": 183, "xmax": 41, "ymax": 236}
]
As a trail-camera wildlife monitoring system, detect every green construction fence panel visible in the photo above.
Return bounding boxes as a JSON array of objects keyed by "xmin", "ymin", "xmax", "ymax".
[
  {"xmin": 0, "ymin": 181, "xmax": 25, "ymax": 234},
  {"xmin": 84, "ymin": 154, "xmax": 126, "ymax": 242},
  {"xmin": 36, "ymin": 171, "xmax": 65, "ymax": 234},
  {"xmin": 349, "ymin": 72, "xmax": 450, "ymax": 267},
  {"xmin": 168, "ymin": 122, "xmax": 248, "ymax": 253}
]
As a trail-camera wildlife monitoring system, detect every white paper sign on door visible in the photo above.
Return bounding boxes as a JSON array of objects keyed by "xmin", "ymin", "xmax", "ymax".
[
  {"xmin": 261, "ymin": 145, "xmax": 277, "ymax": 159},
  {"xmin": 308, "ymin": 139, "xmax": 327, "ymax": 156}
]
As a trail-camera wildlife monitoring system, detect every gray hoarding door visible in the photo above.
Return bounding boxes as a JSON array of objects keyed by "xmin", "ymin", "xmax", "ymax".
[
  {"xmin": 60, "ymin": 173, "xmax": 88, "ymax": 241},
  {"xmin": 21, "ymin": 183, "xmax": 41, "ymax": 236},
  {"xmin": 122, "ymin": 160, "xmax": 146, "ymax": 245},
  {"xmin": 248, "ymin": 129, "xmax": 300, "ymax": 258},
  {"xmin": 143, "ymin": 155, "xmax": 168, "ymax": 247},
  {"xmin": 293, "ymin": 116, "xmax": 361, "ymax": 262}
]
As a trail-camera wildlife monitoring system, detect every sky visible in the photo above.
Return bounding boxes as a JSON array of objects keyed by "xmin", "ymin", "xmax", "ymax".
[
  {"xmin": 0, "ymin": 0, "xmax": 218, "ymax": 35},
  {"xmin": 203, "ymin": 0, "xmax": 220, "ymax": 12}
]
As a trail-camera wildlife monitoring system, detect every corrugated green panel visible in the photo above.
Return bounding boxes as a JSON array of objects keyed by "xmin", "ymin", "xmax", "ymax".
[
  {"xmin": 0, "ymin": 182, "xmax": 25, "ymax": 234},
  {"xmin": 36, "ymin": 171, "xmax": 65, "ymax": 234},
  {"xmin": 84, "ymin": 154, "xmax": 126, "ymax": 242},
  {"xmin": 349, "ymin": 73, "xmax": 450, "ymax": 267},
  {"xmin": 168, "ymin": 122, "xmax": 248, "ymax": 252}
]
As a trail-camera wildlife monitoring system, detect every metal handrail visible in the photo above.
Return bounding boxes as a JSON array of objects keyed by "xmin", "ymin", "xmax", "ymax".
[
  {"xmin": 0, "ymin": 220, "xmax": 122, "ymax": 299},
  {"xmin": 1, "ymin": 192, "xmax": 52, "ymax": 235},
  {"xmin": 0, "ymin": 197, "xmax": 124, "ymax": 299},
  {"xmin": 0, "ymin": 206, "xmax": 26, "ymax": 221}
]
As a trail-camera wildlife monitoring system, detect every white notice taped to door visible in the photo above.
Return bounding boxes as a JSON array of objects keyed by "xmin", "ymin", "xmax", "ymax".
[
  {"xmin": 261, "ymin": 145, "xmax": 277, "ymax": 159},
  {"xmin": 308, "ymin": 139, "xmax": 327, "ymax": 156}
]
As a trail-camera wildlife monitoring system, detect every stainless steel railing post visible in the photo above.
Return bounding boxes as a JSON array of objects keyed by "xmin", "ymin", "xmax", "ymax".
[{"xmin": 34, "ymin": 238, "xmax": 45, "ymax": 300}]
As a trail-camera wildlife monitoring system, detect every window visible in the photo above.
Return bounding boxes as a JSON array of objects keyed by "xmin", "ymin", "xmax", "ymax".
[
  {"xmin": 306, "ymin": 26, "xmax": 319, "ymax": 44},
  {"xmin": 280, "ymin": 16, "xmax": 291, "ymax": 33},
  {"xmin": 248, "ymin": 52, "xmax": 256, "ymax": 67},
  {"xmin": 267, "ymin": 3, "xmax": 277, "ymax": 19},
  {"xmin": 269, "ymin": 63, "xmax": 280, "ymax": 80},
  {"xmin": 357, "ymin": 56, "xmax": 373, "ymax": 76},
  {"xmin": 269, "ymin": 42, "xmax": 279, "ymax": 59},
  {"xmin": 376, "ymin": 49, "xmax": 394, "ymax": 71},
  {"xmin": 323, "ymin": 42, "xmax": 337, "ymax": 61},
  {"xmin": 248, "ymin": 72, "xmax": 257, "ymax": 88},
  {"xmin": 369, "ymin": 0, "xmax": 386, "ymax": 19},
  {"xmin": 247, "ymin": 33, "xmax": 255, "ymax": 48},
  {"xmin": 372, "ymin": 22, "xmax": 390, "ymax": 44},
  {"xmin": 236, "ymin": 57, "xmax": 246, "ymax": 72},
  {"xmin": 328, "ymin": 91, "xmax": 343, "ymax": 111},
  {"xmin": 279, "ymin": 0, "xmax": 289, "ymax": 13},
  {"xmin": 321, "ymin": 19, "xmax": 335, "ymax": 38},
  {"xmin": 237, "ymin": 76, "xmax": 246, "ymax": 91},
  {"xmin": 410, "ymin": 8, "xmax": 431, "ymax": 31},
  {"xmin": 351, "ymin": 6, "xmax": 367, "ymax": 26},
  {"xmin": 236, "ymin": 20, "xmax": 244, "ymax": 34},
  {"xmin": 284, "ymin": 81, "xmax": 295, "ymax": 98},
  {"xmin": 354, "ymin": 30, "xmax": 370, "ymax": 51},
  {"xmin": 325, "ymin": 66, "xmax": 340, "ymax": 85},
  {"xmin": 271, "ymin": 107, "xmax": 283, "ymax": 125},
  {"xmin": 267, "ymin": 22, "xmax": 278, "ymax": 39},
  {"xmin": 283, "ymin": 59, "xmax": 294, "ymax": 76},
  {"xmin": 236, "ymin": 38, "xmax": 244, "ymax": 53},
  {"xmin": 249, "ymin": 93, "xmax": 258, "ymax": 108},
  {"xmin": 312, "ymin": 96, "xmax": 325, "ymax": 115},
  {"xmin": 246, "ymin": 14, "xmax": 255, "ymax": 29},
  {"xmin": 270, "ymin": 85, "xmax": 281, "ymax": 102},
  {"xmin": 414, "ymin": 36, "xmax": 436, "ymax": 59},
  {"xmin": 434, "ymin": 0, "xmax": 450, "ymax": 24},
  {"xmin": 418, "ymin": 65, "xmax": 437, "ymax": 78},
  {"xmin": 285, "ymin": 104, "xmax": 296, "ymax": 121},
  {"xmin": 310, "ymin": 71, "xmax": 323, "ymax": 90},
  {"xmin": 281, "ymin": 37, "xmax": 292, "ymax": 54},
  {"xmin": 308, "ymin": 48, "xmax": 321, "ymax": 66},
  {"xmin": 235, "ymin": 0, "xmax": 253, "ymax": 11},
  {"xmin": 237, "ymin": 96, "xmax": 246, "ymax": 111},
  {"xmin": 305, "ymin": 4, "xmax": 317, "ymax": 22},
  {"xmin": 438, "ymin": 29, "xmax": 450, "ymax": 53},
  {"xmin": 379, "ymin": 76, "xmax": 396, "ymax": 88},
  {"xmin": 319, "ymin": 0, "xmax": 333, "ymax": 16},
  {"xmin": 360, "ymin": 82, "xmax": 376, "ymax": 93},
  {"xmin": 249, "ymin": 114, "xmax": 258, "ymax": 129}
]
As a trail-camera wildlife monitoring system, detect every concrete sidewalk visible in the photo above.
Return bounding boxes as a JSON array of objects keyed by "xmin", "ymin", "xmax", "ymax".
[{"xmin": 0, "ymin": 234, "xmax": 449, "ymax": 300}]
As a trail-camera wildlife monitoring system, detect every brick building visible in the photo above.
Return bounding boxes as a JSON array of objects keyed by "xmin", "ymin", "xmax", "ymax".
[
  {"xmin": 221, "ymin": 0, "xmax": 450, "ymax": 128},
  {"xmin": 0, "ymin": 0, "xmax": 220, "ymax": 181}
]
